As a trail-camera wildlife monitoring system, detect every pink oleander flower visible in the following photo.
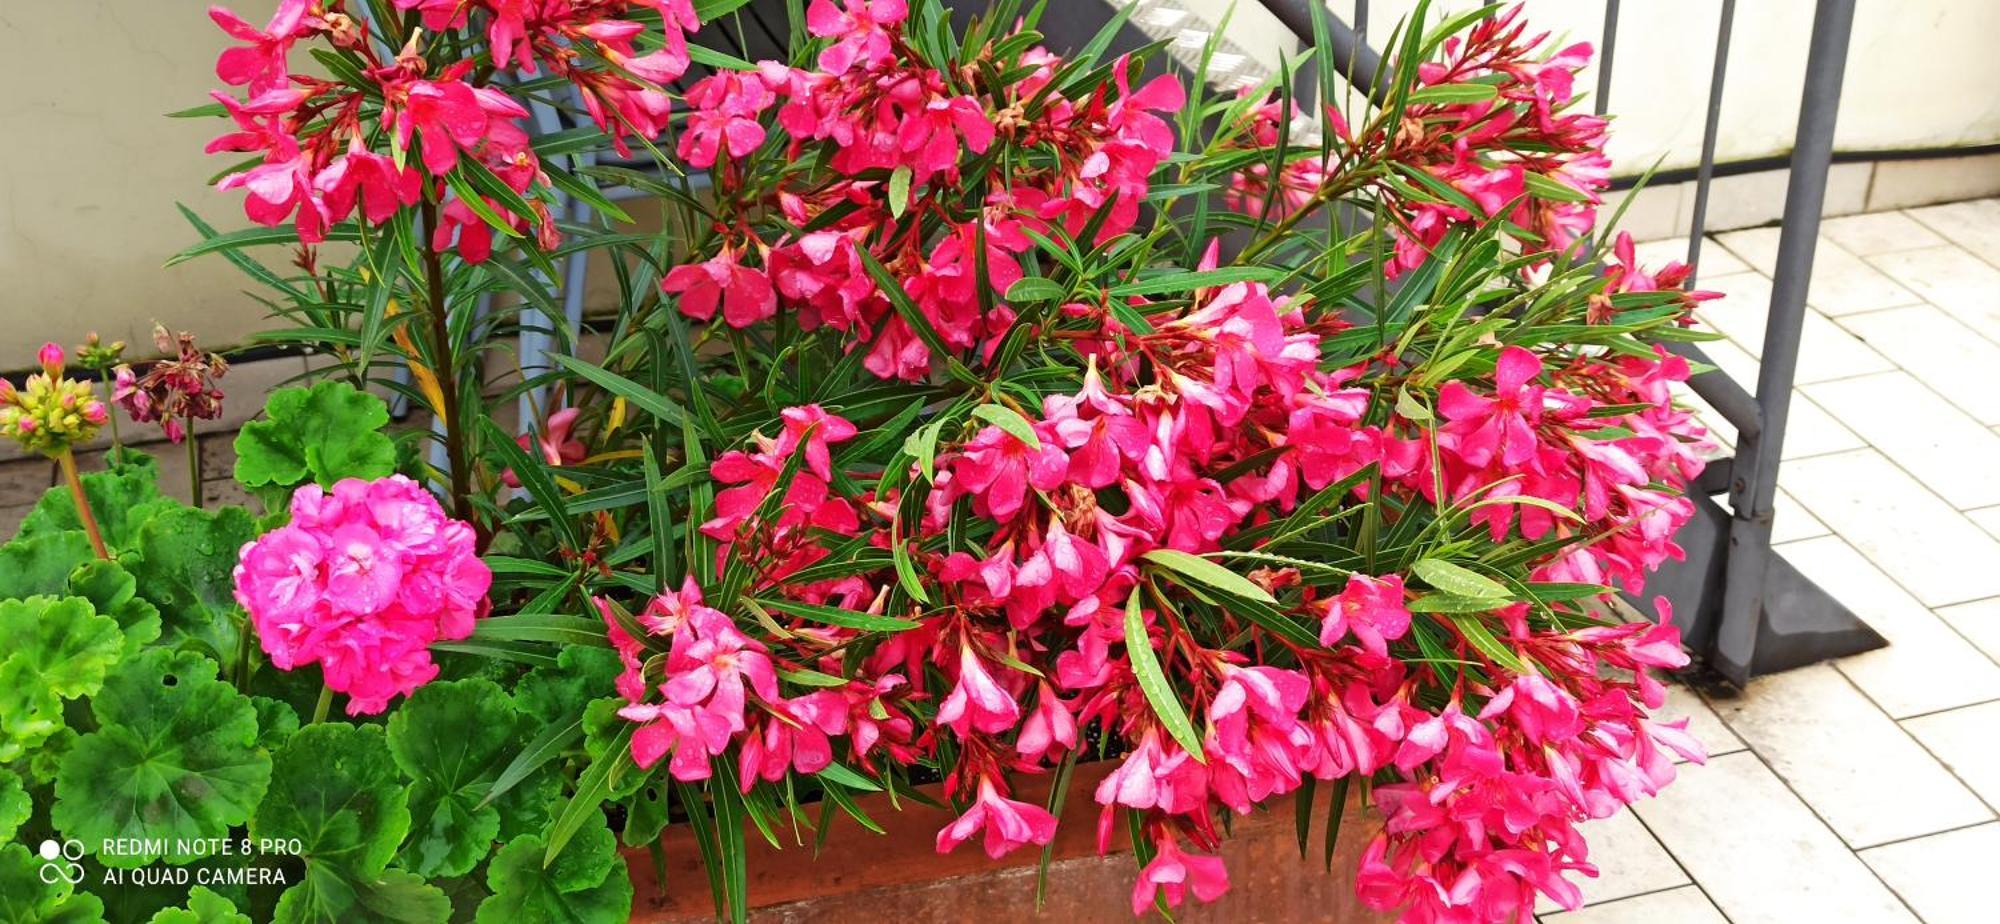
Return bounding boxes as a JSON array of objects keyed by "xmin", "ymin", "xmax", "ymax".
[
  {"xmin": 210, "ymin": 0, "xmax": 310, "ymax": 95},
  {"xmin": 233, "ymin": 475, "xmax": 490, "ymax": 714},
  {"xmin": 1318, "ymin": 573, "xmax": 1413, "ymax": 657},
  {"xmin": 663, "ymin": 247, "xmax": 778, "ymax": 329},
  {"xmin": 502, "ymin": 407, "xmax": 587, "ymax": 488},
  {"xmin": 935, "ymin": 644, "xmax": 1021, "ymax": 736},
  {"xmin": 1131, "ymin": 833, "xmax": 1231, "ymax": 915},
  {"xmin": 934, "ymin": 777, "xmax": 1058, "ymax": 859}
]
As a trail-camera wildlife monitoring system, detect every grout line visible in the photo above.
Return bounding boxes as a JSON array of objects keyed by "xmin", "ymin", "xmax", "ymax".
[
  {"xmin": 1822, "ymin": 664, "xmax": 2000, "ymax": 823},
  {"xmin": 1776, "ymin": 446, "xmax": 2000, "ymax": 608},
  {"xmin": 1894, "ymin": 693, "xmax": 2000, "ymax": 724},
  {"xmin": 1854, "ymin": 818, "xmax": 2000, "ymax": 854},
  {"xmin": 1685, "ymin": 708, "xmax": 1930, "ymax": 923}
]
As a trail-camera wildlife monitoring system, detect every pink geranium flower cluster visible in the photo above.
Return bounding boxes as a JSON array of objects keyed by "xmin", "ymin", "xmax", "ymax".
[
  {"xmin": 202, "ymin": 0, "xmax": 703, "ymax": 261},
  {"xmin": 234, "ymin": 475, "xmax": 491, "ymax": 714}
]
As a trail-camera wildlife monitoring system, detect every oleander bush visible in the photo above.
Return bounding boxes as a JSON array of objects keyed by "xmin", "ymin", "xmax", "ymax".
[{"xmin": 0, "ymin": 1, "xmax": 1725, "ymax": 922}]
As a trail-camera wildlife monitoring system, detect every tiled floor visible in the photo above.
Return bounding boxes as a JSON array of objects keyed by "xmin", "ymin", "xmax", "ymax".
[
  {"xmin": 10, "ymin": 202, "xmax": 2000, "ymax": 923},
  {"xmin": 1544, "ymin": 199, "xmax": 2000, "ymax": 923}
]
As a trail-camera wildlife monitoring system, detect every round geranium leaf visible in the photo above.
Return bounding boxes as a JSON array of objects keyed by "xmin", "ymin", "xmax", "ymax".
[
  {"xmin": 476, "ymin": 823, "xmax": 632, "ymax": 924},
  {"xmin": 272, "ymin": 867, "xmax": 450, "ymax": 924},
  {"xmin": 52, "ymin": 649, "xmax": 269, "ymax": 867},
  {"xmin": 0, "ymin": 531, "xmax": 95, "ymax": 599},
  {"xmin": 0, "ymin": 595, "xmax": 123, "ymax": 763},
  {"xmin": 124, "ymin": 505, "xmax": 257, "ymax": 661},
  {"xmin": 249, "ymin": 696, "xmax": 300, "ymax": 753},
  {"xmin": 148, "ymin": 886, "xmax": 251, "ymax": 924},
  {"xmin": 0, "ymin": 769, "xmax": 28, "ymax": 842},
  {"xmin": 0, "ymin": 843, "xmax": 104, "ymax": 924},
  {"xmin": 385, "ymin": 678, "xmax": 520, "ymax": 878},
  {"xmin": 235, "ymin": 381, "xmax": 395, "ymax": 489},
  {"xmin": 16, "ymin": 454, "xmax": 177, "ymax": 555},
  {"xmin": 0, "ymin": 595, "xmax": 122, "ymax": 700},
  {"xmin": 254, "ymin": 723, "xmax": 447, "ymax": 924},
  {"xmin": 66, "ymin": 558, "xmax": 163, "ymax": 654}
]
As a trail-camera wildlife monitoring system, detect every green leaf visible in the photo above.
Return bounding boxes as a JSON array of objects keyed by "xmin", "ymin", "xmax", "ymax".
[
  {"xmin": 1405, "ymin": 82, "xmax": 1501, "ymax": 106},
  {"xmin": 1140, "ymin": 549, "xmax": 1278, "ymax": 604},
  {"xmin": 969, "ymin": 403, "xmax": 1042, "ymax": 450},
  {"xmin": 124, "ymin": 505, "xmax": 258, "ymax": 660},
  {"xmin": 481, "ymin": 417, "xmax": 582, "ymax": 553},
  {"xmin": 1450, "ymin": 614, "xmax": 1527, "ymax": 673},
  {"xmin": 887, "ymin": 165, "xmax": 913, "ymax": 218},
  {"xmin": 1410, "ymin": 558, "xmax": 1510, "ymax": 600},
  {"xmin": 751, "ymin": 597, "xmax": 919, "ymax": 632},
  {"xmin": 52, "ymin": 649, "xmax": 270, "ymax": 867},
  {"xmin": 548, "ymin": 354, "xmax": 690, "ymax": 429},
  {"xmin": 1106, "ymin": 265, "xmax": 1283, "ymax": 297},
  {"xmin": 1005, "ymin": 277, "xmax": 1067, "ymax": 303},
  {"xmin": 250, "ymin": 695, "xmax": 301, "ymax": 753},
  {"xmin": 66, "ymin": 558, "xmax": 162, "ymax": 656},
  {"xmin": 148, "ymin": 886, "xmax": 252, "ymax": 924},
  {"xmin": 1524, "ymin": 171, "xmax": 1594, "ymax": 203},
  {"xmin": 0, "ymin": 769, "xmax": 28, "ymax": 842},
  {"xmin": 234, "ymin": 381, "xmax": 396, "ymax": 489},
  {"xmin": 0, "ymin": 595, "xmax": 124, "ymax": 763},
  {"xmin": 387, "ymin": 679, "xmax": 535, "ymax": 878},
  {"xmin": 0, "ymin": 843, "xmax": 103, "ymax": 924},
  {"xmin": 0, "ymin": 532, "xmax": 96, "ymax": 599},
  {"xmin": 477, "ymin": 824, "xmax": 632, "ymax": 924},
  {"xmin": 15, "ymin": 453, "xmax": 178, "ymax": 554},
  {"xmin": 256, "ymin": 723, "xmax": 447, "ymax": 924},
  {"xmin": 1406, "ymin": 593, "xmax": 1504, "ymax": 614},
  {"xmin": 1124, "ymin": 589, "xmax": 1205, "ymax": 762}
]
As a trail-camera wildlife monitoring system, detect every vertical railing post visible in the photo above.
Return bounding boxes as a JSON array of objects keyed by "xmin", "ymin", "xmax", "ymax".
[
  {"xmin": 1685, "ymin": 0, "xmax": 1737, "ymax": 274},
  {"xmin": 1711, "ymin": 0, "xmax": 1858, "ymax": 682}
]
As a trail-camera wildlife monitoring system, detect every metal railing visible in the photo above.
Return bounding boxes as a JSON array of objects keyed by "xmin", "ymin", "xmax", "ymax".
[{"xmin": 1260, "ymin": 0, "xmax": 1883, "ymax": 684}]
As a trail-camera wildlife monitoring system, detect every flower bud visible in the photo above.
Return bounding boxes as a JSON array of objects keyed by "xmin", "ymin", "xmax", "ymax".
[{"xmin": 37, "ymin": 342, "xmax": 64, "ymax": 376}]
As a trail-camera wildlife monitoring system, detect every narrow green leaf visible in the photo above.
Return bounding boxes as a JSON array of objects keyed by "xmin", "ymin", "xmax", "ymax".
[
  {"xmin": 1141, "ymin": 549, "xmax": 1277, "ymax": 604},
  {"xmin": 970, "ymin": 403, "xmax": 1041, "ymax": 450},
  {"xmin": 1411, "ymin": 558, "xmax": 1510, "ymax": 599},
  {"xmin": 752, "ymin": 598, "xmax": 919, "ymax": 633},
  {"xmin": 1123, "ymin": 589, "xmax": 1205, "ymax": 762}
]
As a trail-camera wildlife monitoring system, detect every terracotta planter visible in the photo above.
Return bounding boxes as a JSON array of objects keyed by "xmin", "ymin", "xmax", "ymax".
[{"xmin": 623, "ymin": 763, "xmax": 1390, "ymax": 922}]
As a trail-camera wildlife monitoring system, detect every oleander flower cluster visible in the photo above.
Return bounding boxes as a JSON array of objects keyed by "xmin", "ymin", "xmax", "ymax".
[
  {"xmin": 573, "ymin": 3, "xmax": 1721, "ymax": 922},
  {"xmin": 202, "ymin": 0, "xmax": 701, "ymax": 261},
  {"xmin": 234, "ymin": 474, "xmax": 491, "ymax": 714}
]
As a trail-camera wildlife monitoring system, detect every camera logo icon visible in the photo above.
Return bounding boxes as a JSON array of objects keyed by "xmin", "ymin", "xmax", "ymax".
[{"xmin": 37, "ymin": 838, "xmax": 84, "ymax": 885}]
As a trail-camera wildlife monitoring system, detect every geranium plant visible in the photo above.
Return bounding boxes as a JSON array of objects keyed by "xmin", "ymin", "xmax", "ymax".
[{"xmin": 0, "ymin": 1, "xmax": 1724, "ymax": 922}]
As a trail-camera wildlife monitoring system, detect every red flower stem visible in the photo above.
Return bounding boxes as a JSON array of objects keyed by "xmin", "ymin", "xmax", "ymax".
[{"xmin": 57, "ymin": 448, "xmax": 110, "ymax": 560}]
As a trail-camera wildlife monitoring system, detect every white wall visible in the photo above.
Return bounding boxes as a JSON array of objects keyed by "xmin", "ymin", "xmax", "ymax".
[{"xmin": 1170, "ymin": 0, "xmax": 2000, "ymax": 173}]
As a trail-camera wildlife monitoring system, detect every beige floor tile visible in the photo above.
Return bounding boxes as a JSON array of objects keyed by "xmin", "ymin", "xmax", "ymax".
[
  {"xmin": 1534, "ymin": 810, "xmax": 1688, "ymax": 914},
  {"xmin": 1868, "ymin": 155, "xmax": 2000, "ymax": 211},
  {"xmin": 1680, "ymin": 341, "xmax": 1865, "ymax": 460},
  {"xmin": 1802, "ymin": 371, "xmax": 2000, "ymax": 509},
  {"xmin": 1905, "ymin": 198, "xmax": 2000, "ymax": 266},
  {"xmin": 1713, "ymin": 228, "xmax": 1921, "ymax": 316},
  {"xmin": 1966, "ymin": 505, "xmax": 2000, "ymax": 542},
  {"xmin": 1539, "ymin": 886, "xmax": 1728, "ymax": 924},
  {"xmin": 1634, "ymin": 752, "xmax": 1918, "ymax": 924},
  {"xmin": 1903, "ymin": 700, "xmax": 2000, "ymax": 809},
  {"xmin": 1861, "ymin": 823, "xmax": 2000, "ymax": 924},
  {"xmin": 1821, "ymin": 210, "xmax": 1948, "ymax": 255},
  {"xmin": 1633, "ymin": 236, "xmax": 1748, "ymax": 278},
  {"xmin": 1935, "ymin": 598, "xmax": 2000, "ymax": 665},
  {"xmin": 1837, "ymin": 305, "xmax": 2000, "ymax": 426},
  {"xmin": 1711, "ymin": 663, "xmax": 1990, "ymax": 847},
  {"xmin": 1767, "ymin": 487, "xmax": 1830, "ymax": 544},
  {"xmin": 1782, "ymin": 536, "xmax": 2000, "ymax": 718},
  {"xmin": 1781, "ymin": 449, "xmax": 2000, "ymax": 607},
  {"xmin": 1661, "ymin": 684, "xmax": 1744, "ymax": 762},
  {"xmin": 1869, "ymin": 245, "xmax": 2000, "ymax": 345},
  {"xmin": 1692, "ymin": 273, "xmax": 1895, "ymax": 384}
]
